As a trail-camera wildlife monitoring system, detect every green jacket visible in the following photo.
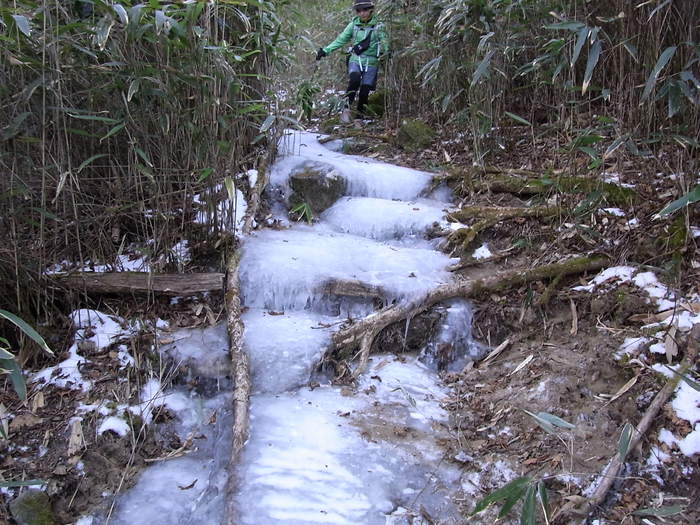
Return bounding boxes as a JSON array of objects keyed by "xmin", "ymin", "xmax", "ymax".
[{"xmin": 322, "ymin": 15, "xmax": 388, "ymax": 69}]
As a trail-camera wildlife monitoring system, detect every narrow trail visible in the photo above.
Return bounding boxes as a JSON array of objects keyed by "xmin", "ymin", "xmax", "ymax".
[{"xmin": 105, "ymin": 131, "xmax": 481, "ymax": 524}]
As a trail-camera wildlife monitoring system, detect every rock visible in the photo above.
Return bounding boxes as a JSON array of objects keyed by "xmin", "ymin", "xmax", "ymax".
[
  {"xmin": 289, "ymin": 162, "xmax": 347, "ymax": 214},
  {"xmin": 396, "ymin": 118, "xmax": 436, "ymax": 151},
  {"xmin": 9, "ymin": 490, "xmax": 56, "ymax": 525}
]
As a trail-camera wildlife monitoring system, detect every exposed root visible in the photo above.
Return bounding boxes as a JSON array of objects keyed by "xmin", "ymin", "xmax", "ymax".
[{"xmin": 325, "ymin": 255, "xmax": 610, "ymax": 379}]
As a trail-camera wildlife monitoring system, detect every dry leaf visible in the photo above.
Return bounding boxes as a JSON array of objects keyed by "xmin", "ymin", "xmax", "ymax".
[
  {"xmin": 31, "ymin": 391, "xmax": 45, "ymax": 412},
  {"xmin": 609, "ymin": 375, "xmax": 639, "ymax": 403},
  {"xmin": 665, "ymin": 325, "xmax": 678, "ymax": 364},
  {"xmin": 570, "ymin": 299, "xmax": 578, "ymax": 335},
  {"xmin": 9, "ymin": 413, "xmax": 42, "ymax": 431},
  {"xmin": 482, "ymin": 338, "xmax": 511, "ymax": 364},
  {"xmin": 178, "ymin": 479, "xmax": 198, "ymax": 490},
  {"xmin": 67, "ymin": 420, "xmax": 85, "ymax": 456}
]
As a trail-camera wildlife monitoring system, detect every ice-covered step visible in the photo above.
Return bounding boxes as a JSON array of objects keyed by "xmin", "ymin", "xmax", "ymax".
[
  {"xmin": 270, "ymin": 131, "xmax": 433, "ymax": 201},
  {"xmin": 235, "ymin": 355, "xmax": 460, "ymax": 525},
  {"xmin": 104, "ymin": 392, "xmax": 232, "ymax": 525},
  {"xmin": 240, "ymin": 226, "xmax": 455, "ymax": 312},
  {"xmin": 322, "ymin": 196, "xmax": 450, "ymax": 240},
  {"xmin": 243, "ymin": 309, "xmax": 338, "ymax": 394}
]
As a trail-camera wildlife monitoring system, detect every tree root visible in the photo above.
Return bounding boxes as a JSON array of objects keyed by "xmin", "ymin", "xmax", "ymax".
[
  {"xmin": 318, "ymin": 130, "xmax": 393, "ymax": 145},
  {"xmin": 223, "ymin": 248, "xmax": 249, "ymax": 525},
  {"xmin": 554, "ymin": 324, "xmax": 700, "ymax": 524},
  {"xmin": 324, "ymin": 255, "xmax": 610, "ymax": 379},
  {"xmin": 446, "ymin": 205, "xmax": 561, "ymax": 253}
]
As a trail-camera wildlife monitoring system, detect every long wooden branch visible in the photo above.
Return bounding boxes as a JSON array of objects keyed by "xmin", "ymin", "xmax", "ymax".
[
  {"xmin": 223, "ymin": 249, "xmax": 249, "ymax": 525},
  {"xmin": 54, "ymin": 272, "xmax": 223, "ymax": 295},
  {"xmin": 326, "ymin": 255, "xmax": 610, "ymax": 377}
]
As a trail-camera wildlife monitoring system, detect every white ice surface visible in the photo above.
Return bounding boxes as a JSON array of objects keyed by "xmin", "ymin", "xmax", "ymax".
[
  {"xmin": 160, "ymin": 323, "xmax": 230, "ymax": 379},
  {"xmin": 243, "ymin": 309, "xmax": 337, "ymax": 393},
  {"xmin": 236, "ymin": 356, "xmax": 458, "ymax": 525},
  {"xmin": 105, "ymin": 394, "xmax": 232, "ymax": 525},
  {"xmin": 240, "ymin": 225, "xmax": 454, "ymax": 311},
  {"xmin": 322, "ymin": 196, "xmax": 448, "ymax": 240},
  {"xmin": 272, "ymin": 131, "xmax": 433, "ymax": 201}
]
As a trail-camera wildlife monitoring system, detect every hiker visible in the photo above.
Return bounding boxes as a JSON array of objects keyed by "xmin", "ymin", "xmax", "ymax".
[{"xmin": 316, "ymin": 0, "xmax": 388, "ymax": 122}]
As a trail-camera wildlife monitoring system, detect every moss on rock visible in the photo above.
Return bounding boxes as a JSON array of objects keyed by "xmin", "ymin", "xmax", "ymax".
[
  {"xmin": 396, "ymin": 118, "xmax": 436, "ymax": 151},
  {"xmin": 9, "ymin": 490, "xmax": 55, "ymax": 525}
]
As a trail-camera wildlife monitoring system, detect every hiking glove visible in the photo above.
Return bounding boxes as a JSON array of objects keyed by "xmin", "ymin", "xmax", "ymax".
[{"xmin": 316, "ymin": 48, "xmax": 327, "ymax": 61}]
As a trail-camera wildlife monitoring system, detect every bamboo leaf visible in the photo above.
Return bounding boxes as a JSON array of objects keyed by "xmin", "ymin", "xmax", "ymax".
[
  {"xmin": 656, "ymin": 184, "xmax": 700, "ymax": 217},
  {"xmin": 113, "ymin": 4, "xmax": 129, "ymax": 25},
  {"xmin": 259, "ymin": 115, "xmax": 275, "ymax": 132},
  {"xmin": 537, "ymin": 480, "xmax": 550, "ymax": 522},
  {"xmin": 471, "ymin": 477, "xmax": 530, "ymax": 515},
  {"xmin": 537, "ymin": 412, "xmax": 575, "ymax": 430},
  {"xmin": 1, "ymin": 112, "xmax": 32, "ymax": 141},
  {"xmin": 520, "ymin": 484, "xmax": 537, "ymax": 525},
  {"xmin": 471, "ymin": 50, "xmax": 496, "ymax": 87},
  {"xmin": 134, "ymin": 147, "xmax": 153, "ymax": 168},
  {"xmin": 504, "ymin": 112, "xmax": 532, "ymax": 127},
  {"xmin": 68, "ymin": 113, "xmax": 120, "ymax": 124},
  {"xmin": 77, "ymin": 153, "xmax": 108, "ymax": 173},
  {"xmin": 0, "ymin": 309, "xmax": 53, "ymax": 356},
  {"xmin": 0, "ymin": 348, "xmax": 14, "ymax": 360},
  {"xmin": 633, "ymin": 505, "xmax": 684, "ymax": 517},
  {"xmin": 571, "ymin": 26, "xmax": 589, "ymax": 68},
  {"xmin": 622, "ymin": 42, "xmax": 638, "ymax": 62},
  {"xmin": 582, "ymin": 40, "xmax": 602, "ymax": 94},
  {"xmin": 11, "ymin": 15, "xmax": 31, "ymax": 37},
  {"xmin": 546, "ymin": 21, "xmax": 585, "ymax": 31},
  {"xmin": 127, "ymin": 79, "xmax": 141, "ymax": 102},
  {"xmin": 94, "ymin": 16, "xmax": 115, "ymax": 51},
  {"xmin": 641, "ymin": 46, "xmax": 677, "ymax": 102},
  {"xmin": 224, "ymin": 176, "xmax": 236, "ymax": 201},
  {"xmin": 100, "ymin": 122, "xmax": 126, "ymax": 142},
  {"xmin": 523, "ymin": 409, "xmax": 556, "ymax": 434},
  {"xmin": 603, "ymin": 135, "xmax": 629, "ymax": 159},
  {"xmin": 618, "ymin": 422, "xmax": 634, "ymax": 461},
  {"xmin": 0, "ymin": 480, "xmax": 45, "ymax": 488},
  {"xmin": 680, "ymin": 70, "xmax": 700, "ymax": 90},
  {"xmin": 0, "ymin": 358, "xmax": 26, "ymax": 401}
]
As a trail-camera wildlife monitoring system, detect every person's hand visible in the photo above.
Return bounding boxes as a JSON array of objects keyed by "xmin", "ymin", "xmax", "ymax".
[{"xmin": 316, "ymin": 48, "xmax": 327, "ymax": 61}]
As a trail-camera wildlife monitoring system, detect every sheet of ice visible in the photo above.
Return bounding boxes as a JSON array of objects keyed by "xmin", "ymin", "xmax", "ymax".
[
  {"xmin": 235, "ymin": 357, "xmax": 459, "ymax": 525},
  {"xmin": 322, "ymin": 197, "xmax": 448, "ymax": 240},
  {"xmin": 271, "ymin": 131, "xmax": 433, "ymax": 201},
  {"xmin": 240, "ymin": 226, "xmax": 454, "ymax": 311},
  {"xmin": 421, "ymin": 300, "xmax": 485, "ymax": 372},
  {"xmin": 243, "ymin": 309, "xmax": 337, "ymax": 393},
  {"xmin": 103, "ymin": 394, "xmax": 231, "ymax": 525},
  {"xmin": 160, "ymin": 323, "xmax": 230, "ymax": 379}
]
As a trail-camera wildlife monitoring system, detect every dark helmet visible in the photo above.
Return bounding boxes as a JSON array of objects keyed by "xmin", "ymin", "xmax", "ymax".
[{"xmin": 353, "ymin": 0, "xmax": 375, "ymax": 9}]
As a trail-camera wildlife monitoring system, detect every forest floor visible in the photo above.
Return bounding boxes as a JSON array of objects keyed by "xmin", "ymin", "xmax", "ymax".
[{"xmin": 1, "ymin": 116, "xmax": 699, "ymax": 525}]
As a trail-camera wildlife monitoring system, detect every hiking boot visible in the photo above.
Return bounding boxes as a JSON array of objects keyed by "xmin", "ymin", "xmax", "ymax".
[{"xmin": 340, "ymin": 108, "xmax": 352, "ymax": 124}]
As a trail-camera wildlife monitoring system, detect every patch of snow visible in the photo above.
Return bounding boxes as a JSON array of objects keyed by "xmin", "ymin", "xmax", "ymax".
[
  {"xmin": 246, "ymin": 169, "xmax": 258, "ymax": 189},
  {"xmin": 97, "ymin": 416, "xmax": 130, "ymax": 437},
  {"xmin": 33, "ymin": 343, "xmax": 92, "ymax": 392},
  {"xmin": 672, "ymin": 380, "xmax": 700, "ymax": 425},
  {"xmin": 646, "ymin": 445, "xmax": 670, "ymax": 468},
  {"xmin": 658, "ymin": 428, "xmax": 678, "ymax": 447},
  {"xmin": 73, "ymin": 516, "xmax": 94, "ymax": 525},
  {"xmin": 472, "ymin": 243, "xmax": 492, "ymax": 260},
  {"xmin": 600, "ymin": 208, "xmax": 626, "ymax": 217},
  {"xmin": 616, "ymin": 337, "xmax": 649, "ymax": 360},
  {"xmin": 691, "ymin": 226, "xmax": 700, "ymax": 238},
  {"xmin": 678, "ymin": 426, "xmax": 700, "ymax": 456},
  {"xmin": 573, "ymin": 265, "xmax": 635, "ymax": 292}
]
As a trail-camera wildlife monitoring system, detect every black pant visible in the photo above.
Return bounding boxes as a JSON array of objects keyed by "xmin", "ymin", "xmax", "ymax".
[{"xmin": 346, "ymin": 72, "xmax": 372, "ymax": 114}]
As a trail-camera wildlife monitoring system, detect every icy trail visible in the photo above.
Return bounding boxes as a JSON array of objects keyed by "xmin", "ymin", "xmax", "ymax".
[{"xmin": 103, "ymin": 131, "xmax": 481, "ymax": 524}]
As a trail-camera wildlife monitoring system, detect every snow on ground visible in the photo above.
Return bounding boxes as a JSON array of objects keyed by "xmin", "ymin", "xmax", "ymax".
[
  {"xmin": 472, "ymin": 243, "xmax": 492, "ymax": 260},
  {"xmin": 34, "ymin": 309, "xmax": 131, "ymax": 391}
]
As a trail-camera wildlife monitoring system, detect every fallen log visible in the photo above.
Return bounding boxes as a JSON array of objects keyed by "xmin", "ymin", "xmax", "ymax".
[
  {"xmin": 54, "ymin": 272, "xmax": 224, "ymax": 295},
  {"xmin": 325, "ymin": 255, "xmax": 610, "ymax": 378},
  {"xmin": 223, "ymin": 249, "xmax": 249, "ymax": 525},
  {"xmin": 318, "ymin": 130, "xmax": 393, "ymax": 145}
]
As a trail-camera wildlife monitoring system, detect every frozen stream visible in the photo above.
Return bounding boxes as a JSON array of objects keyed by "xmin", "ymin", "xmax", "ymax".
[{"xmin": 101, "ymin": 131, "xmax": 482, "ymax": 524}]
